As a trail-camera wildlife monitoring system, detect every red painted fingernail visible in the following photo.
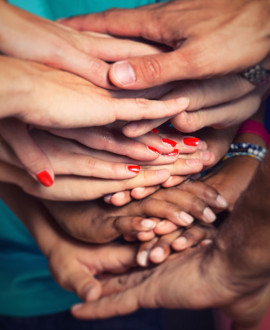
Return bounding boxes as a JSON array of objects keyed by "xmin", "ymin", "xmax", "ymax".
[
  {"xmin": 167, "ymin": 149, "xmax": 179, "ymax": 156},
  {"xmin": 162, "ymin": 138, "xmax": 177, "ymax": 148},
  {"xmin": 151, "ymin": 128, "xmax": 159, "ymax": 134},
  {"xmin": 36, "ymin": 170, "xmax": 53, "ymax": 187},
  {"xmin": 128, "ymin": 165, "xmax": 141, "ymax": 173},
  {"xmin": 183, "ymin": 137, "xmax": 199, "ymax": 146},
  {"xmin": 147, "ymin": 146, "xmax": 161, "ymax": 155}
]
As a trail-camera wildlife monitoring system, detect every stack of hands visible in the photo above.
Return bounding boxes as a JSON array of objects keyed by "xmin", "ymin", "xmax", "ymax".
[{"xmin": 1, "ymin": 0, "xmax": 270, "ymax": 329}]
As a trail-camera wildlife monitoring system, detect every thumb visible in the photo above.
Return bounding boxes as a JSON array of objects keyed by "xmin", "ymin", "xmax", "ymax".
[
  {"xmin": 65, "ymin": 269, "xmax": 102, "ymax": 302},
  {"xmin": 109, "ymin": 49, "xmax": 196, "ymax": 90}
]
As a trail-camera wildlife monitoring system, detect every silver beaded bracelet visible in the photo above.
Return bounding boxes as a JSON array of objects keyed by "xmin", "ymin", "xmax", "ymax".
[{"xmin": 223, "ymin": 143, "xmax": 267, "ymax": 162}]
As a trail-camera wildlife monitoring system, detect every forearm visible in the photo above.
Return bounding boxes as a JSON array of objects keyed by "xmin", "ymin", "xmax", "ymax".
[{"xmin": 214, "ymin": 148, "xmax": 270, "ymax": 279}]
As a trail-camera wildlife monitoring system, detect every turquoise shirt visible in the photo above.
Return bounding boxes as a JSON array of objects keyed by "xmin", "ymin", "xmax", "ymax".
[{"xmin": 1, "ymin": 0, "xmax": 165, "ymax": 317}]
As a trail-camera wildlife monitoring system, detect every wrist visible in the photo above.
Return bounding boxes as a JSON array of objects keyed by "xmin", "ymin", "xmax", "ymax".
[{"xmin": 215, "ymin": 151, "xmax": 270, "ymax": 280}]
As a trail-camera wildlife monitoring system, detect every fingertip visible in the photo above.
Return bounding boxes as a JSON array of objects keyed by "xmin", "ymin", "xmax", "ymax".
[
  {"xmin": 149, "ymin": 247, "xmax": 165, "ymax": 264},
  {"xmin": 84, "ymin": 282, "xmax": 102, "ymax": 302},
  {"xmin": 110, "ymin": 61, "xmax": 136, "ymax": 88},
  {"xmin": 137, "ymin": 250, "xmax": 149, "ymax": 267},
  {"xmin": 36, "ymin": 170, "xmax": 54, "ymax": 187}
]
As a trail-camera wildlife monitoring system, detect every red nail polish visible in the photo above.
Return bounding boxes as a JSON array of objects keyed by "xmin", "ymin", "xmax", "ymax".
[
  {"xmin": 167, "ymin": 149, "xmax": 179, "ymax": 156},
  {"xmin": 36, "ymin": 170, "xmax": 53, "ymax": 187},
  {"xmin": 128, "ymin": 165, "xmax": 141, "ymax": 173},
  {"xmin": 183, "ymin": 137, "xmax": 199, "ymax": 146},
  {"xmin": 162, "ymin": 138, "xmax": 177, "ymax": 148},
  {"xmin": 151, "ymin": 128, "xmax": 159, "ymax": 134},
  {"xmin": 147, "ymin": 146, "xmax": 161, "ymax": 155}
]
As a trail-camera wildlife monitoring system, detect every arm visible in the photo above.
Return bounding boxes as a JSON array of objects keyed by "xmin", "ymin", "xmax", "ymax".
[
  {"xmin": 0, "ymin": 182, "xmax": 138, "ymax": 302},
  {"xmin": 70, "ymin": 128, "xmax": 270, "ymax": 330},
  {"xmin": 0, "ymin": 0, "xmax": 163, "ymax": 88},
  {"xmin": 60, "ymin": 0, "xmax": 270, "ymax": 89}
]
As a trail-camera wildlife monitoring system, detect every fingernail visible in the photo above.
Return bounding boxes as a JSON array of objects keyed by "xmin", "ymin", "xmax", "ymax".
[
  {"xmin": 156, "ymin": 220, "xmax": 166, "ymax": 229},
  {"xmin": 198, "ymin": 140, "xmax": 207, "ymax": 150},
  {"xmin": 201, "ymin": 239, "xmax": 213, "ymax": 247},
  {"xmin": 36, "ymin": 170, "xmax": 53, "ymax": 187},
  {"xmin": 141, "ymin": 219, "xmax": 156, "ymax": 230},
  {"xmin": 151, "ymin": 128, "xmax": 159, "ymax": 134},
  {"xmin": 137, "ymin": 251, "xmax": 149, "ymax": 267},
  {"xmin": 113, "ymin": 61, "xmax": 136, "ymax": 86},
  {"xmin": 216, "ymin": 195, "xmax": 228, "ymax": 208},
  {"xmin": 72, "ymin": 303, "xmax": 84, "ymax": 311},
  {"xmin": 162, "ymin": 138, "xmax": 177, "ymax": 148},
  {"xmin": 83, "ymin": 284, "xmax": 94, "ymax": 300},
  {"xmin": 166, "ymin": 149, "xmax": 179, "ymax": 156},
  {"xmin": 125, "ymin": 122, "xmax": 138, "ymax": 133},
  {"xmin": 114, "ymin": 191, "xmax": 126, "ymax": 200},
  {"xmin": 150, "ymin": 247, "xmax": 164, "ymax": 261},
  {"xmin": 203, "ymin": 207, "xmax": 216, "ymax": 223},
  {"xmin": 174, "ymin": 236, "xmax": 187, "ymax": 249},
  {"xmin": 201, "ymin": 151, "xmax": 212, "ymax": 162},
  {"xmin": 186, "ymin": 159, "xmax": 201, "ymax": 167},
  {"xmin": 147, "ymin": 146, "xmax": 161, "ymax": 155},
  {"xmin": 183, "ymin": 137, "xmax": 199, "ymax": 146},
  {"xmin": 179, "ymin": 211, "xmax": 194, "ymax": 225},
  {"xmin": 128, "ymin": 165, "xmax": 141, "ymax": 173},
  {"xmin": 104, "ymin": 194, "xmax": 112, "ymax": 203}
]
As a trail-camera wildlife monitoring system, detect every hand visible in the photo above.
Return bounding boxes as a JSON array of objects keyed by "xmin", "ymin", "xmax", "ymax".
[
  {"xmin": 48, "ymin": 125, "xmax": 180, "ymax": 161},
  {"xmin": 47, "ymin": 239, "xmax": 138, "ymax": 302},
  {"xmin": 103, "ymin": 147, "xmax": 214, "ymax": 206},
  {"xmin": 0, "ymin": 129, "xmax": 149, "ymax": 182},
  {"xmin": 0, "ymin": 56, "xmax": 189, "ymax": 127},
  {"xmin": 136, "ymin": 222, "xmax": 216, "ymax": 267},
  {"xmin": 42, "ymin": 179, "xmax": 227, "ymax": 244},
  {"xmin": 61, "ymin": 0, "xmax": 270, "ymax": 89},
  {"xmin": 0, "ymin": 1, "xmax": 164, "ymax": 88},
  {"xmin": 71, "ymin": 245, "xmax": 270, "ymax": 330},
  {"xmin": 121, "ymin": 75, "xmax": 268, "ymax": 137},
  {"xmin": 0, "ymin": 182, "xmax": 138, "ymax": 302}
]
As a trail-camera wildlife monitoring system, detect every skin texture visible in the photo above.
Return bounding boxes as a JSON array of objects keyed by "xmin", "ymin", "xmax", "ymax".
[
  {"xmin": 0, "ymin": 1, "xmax": 163, "ymax": 88},
  {"xmin": 0, "ymin": 55, "xmax": 189, "ymax": 184},
  {"xmin": 69, "ymin": 149, "xmax": 270, "ymax": 330},
  {"xmin": 0, "ymin": 129, "xmax": 212, "ymax": 201},
  {"xmin": 41, "ymin": 179, "xmax": 226, "ymax": 244},
  {"xmin": 60, "ymin": 0, "xmax": 270, "ymax": 89}
]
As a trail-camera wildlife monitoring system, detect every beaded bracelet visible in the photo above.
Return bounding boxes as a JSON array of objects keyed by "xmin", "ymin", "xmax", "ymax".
[{"xmin": 223, "ymin": 143, "xmax": 267, "ymax": 162}]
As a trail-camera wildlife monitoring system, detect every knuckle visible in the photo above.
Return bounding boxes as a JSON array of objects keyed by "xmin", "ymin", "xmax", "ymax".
[
  {"xmin": 134, "ymin": 98, "xmax": 150, "ymax": 114},
  {"xmin": 84, "ymin": 157, "xmax": 98, "ymax": 175},
  {"xmin": 98, "ymin": 130, "xmax": 115, "ymax": 151},
  {"xmin": 47, "ymin": 41, "xmax": 70, "ymax": 67},
  {"xmin": 137, "ymin": 56, "xmax": 162, "ymax": 83},
  {"xmin": 189, "ymin": 196, "xmax": 206, "ymax": 214}
]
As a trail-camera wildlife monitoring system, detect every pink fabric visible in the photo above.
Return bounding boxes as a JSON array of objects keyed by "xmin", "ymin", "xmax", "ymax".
[{"xmin": 237, "ymin": 120, "xmax": 270, "ymax": 146}]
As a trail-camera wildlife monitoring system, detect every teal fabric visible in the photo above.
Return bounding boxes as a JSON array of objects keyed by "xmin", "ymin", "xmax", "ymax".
[
  {"xmin": 9, "ymin": 0, "xmax": 160, "ymax": 20},
  {"xmin": 0, "ymin": 200, "xmax": 81, "ymax": 316},
  {"xmin": 2, "ymin": 0, "xmax": 164, "ymax": 317}
]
